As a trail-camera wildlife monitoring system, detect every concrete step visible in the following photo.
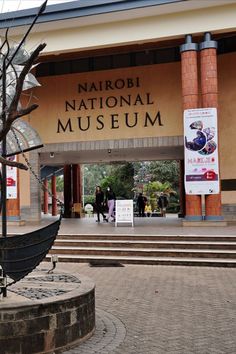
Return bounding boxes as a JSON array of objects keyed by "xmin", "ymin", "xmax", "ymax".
[
  {"xmin": 49, "ymin": 246, "xmax": 236, "ymax": 259},
  {"xmin": 52, "ymin": 233, "xmax": 236, "ymax": 267},
  {"xmin": 54, "ymin": 239, "xmax": 236, "ymax": 250},
  {"xmin": 45, "ymin": 254, "xmax": 236, "ymax": 267},
  {"xmin": 57, "ymin": 234, "xmax": 236, "ymax": 242}
]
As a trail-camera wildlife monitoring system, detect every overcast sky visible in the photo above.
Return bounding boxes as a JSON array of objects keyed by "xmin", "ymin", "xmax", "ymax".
[{"xmin": 0, "ymin": 0, "xmax": 76, "ymax": 13}]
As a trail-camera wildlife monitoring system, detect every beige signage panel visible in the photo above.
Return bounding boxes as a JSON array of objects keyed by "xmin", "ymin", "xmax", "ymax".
[{"xmin": 29, "ymin": 63, "xmax": 182, "ymax": 144}]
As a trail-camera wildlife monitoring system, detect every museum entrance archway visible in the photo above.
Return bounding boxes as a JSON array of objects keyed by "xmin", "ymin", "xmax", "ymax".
[
  {"xmin": 39, "ymin": 136, "xmax": 185, "ymax": 221},
  {"xmin": 81, "ymin": 159, "xmax": 184, "ymax": 220}
]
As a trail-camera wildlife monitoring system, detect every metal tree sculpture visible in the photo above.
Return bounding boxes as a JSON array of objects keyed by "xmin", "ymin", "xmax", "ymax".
[{"xmin": 0, "ymin": 1, "xmax": 59, "ymax": 297}]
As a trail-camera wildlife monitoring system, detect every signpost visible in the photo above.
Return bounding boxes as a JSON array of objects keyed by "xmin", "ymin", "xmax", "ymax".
[{"xmin": 115, "ymin": 200, "xmax": 134, "ymax": 227}]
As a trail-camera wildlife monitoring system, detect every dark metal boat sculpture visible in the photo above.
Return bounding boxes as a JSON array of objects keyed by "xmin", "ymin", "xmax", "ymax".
[{"xmin": 0, "ymin": 214, "xmax": 61, "ymax": 285}]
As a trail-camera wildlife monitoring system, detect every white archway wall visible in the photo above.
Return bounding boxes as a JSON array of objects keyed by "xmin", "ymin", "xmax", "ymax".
[{"xmin": 39, "ymin": 136, "xmax": 184, "ymax": 165}]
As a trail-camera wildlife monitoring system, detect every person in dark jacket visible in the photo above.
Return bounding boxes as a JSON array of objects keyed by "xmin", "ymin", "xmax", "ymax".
[
  {"xmin": 95, "ymin": 186, "xmax": 107, "ymax": 222},
  {"xmin": 157, "ymin": 192, "xmax": 168, "ymax": 217},
  {"xmin": 105, "ymin": 186, "xmax": 116, "ymax": 222},
  {"xmin": 137, "ymin": 192, "xmax": 145, "ymax": 217}
]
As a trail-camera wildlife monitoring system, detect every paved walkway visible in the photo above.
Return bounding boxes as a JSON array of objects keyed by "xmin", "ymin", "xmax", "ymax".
[
  {"xmin": 55, "ymin": 262, "xmax": 236, "ymax": 354},
  {"xmin": 2, "ymin": 215, "xmax": 236, "ymax": 353},
  {"xmin": 4, "ymin": 213, "xmax": 236, "ymax": 236}
]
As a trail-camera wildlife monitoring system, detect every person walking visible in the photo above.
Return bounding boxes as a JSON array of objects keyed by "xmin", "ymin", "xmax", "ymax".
[
  {"xmin": 105, "ymin": 186, "xmax": 116, "ymax": 222},
  {"xmin": 137, "ymin": 192, "xmax": 145, "ymax": 217},
  {"xmin": 95, "ymin": 186, "xmax": 107, "ymax": 222},
  {"xmin": 158, "ymin": 192, "xmax": 168, "ymax": 217}
]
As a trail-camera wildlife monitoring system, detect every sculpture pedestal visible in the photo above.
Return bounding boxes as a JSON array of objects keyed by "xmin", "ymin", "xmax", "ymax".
[{"xmin": 0, "ymin": 270, "xmax": 95, "ymax": 354}]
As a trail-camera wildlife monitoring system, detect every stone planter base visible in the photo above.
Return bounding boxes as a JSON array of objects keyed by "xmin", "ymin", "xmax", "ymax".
[{"xmin": 0, "ymin": 271, "xmax": 95, "ymax": 354}]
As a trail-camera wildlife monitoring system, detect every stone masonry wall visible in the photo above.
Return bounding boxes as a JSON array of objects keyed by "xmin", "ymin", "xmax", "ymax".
[{"xmin": 0, "ymin": 274, "xmax": 95, "ymax": 354}]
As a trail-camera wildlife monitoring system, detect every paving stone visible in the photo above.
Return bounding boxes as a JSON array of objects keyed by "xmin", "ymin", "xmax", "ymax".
[{"xmin": 50, "ymin": 263, "xmax": 236, "ymax": 354}]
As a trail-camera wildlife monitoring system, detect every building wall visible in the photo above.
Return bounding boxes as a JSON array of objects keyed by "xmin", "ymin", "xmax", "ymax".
[
  {"xmin": 12, "ymin": 2, "xmax": 236, "ymax": 56},
  {"xmin": 2, "ymin": 1, "xmax": 235, "ymax": 220},
  {"xmin": 218, "ymin": 52, "xmax": 236, "ymax": 179},
  {"xmin": 29, "ymin": 62, "xmax": 182, "ymax": 142},
  {"xmin": 29, "ymin": 52, "xmax": 236, "ymax": 174},
  {"xmin": 218, "ymin": 51, "xmax": 236, "ymax": 217},
  {"xmin": 21, "ymin": 51, "xmax": 236, "ymax": 216}
]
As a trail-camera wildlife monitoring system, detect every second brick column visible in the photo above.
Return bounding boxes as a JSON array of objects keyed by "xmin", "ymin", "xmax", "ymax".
[
  {"xmin": 180, "ymin": 35, "xmax": 202, "ymax": 220},
  {"xmin": 200, "ymin": 32, "xmax": 223, "ymax": 220}
]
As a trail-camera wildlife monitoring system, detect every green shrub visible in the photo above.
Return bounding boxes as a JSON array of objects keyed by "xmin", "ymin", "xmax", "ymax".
[
  {"xmin": 167, "ymin": 202, "xmax": 180, "ymax": 213},
  {"xmin": 84, "ymin": 195, "xmax": 94, "ymax": 205}
]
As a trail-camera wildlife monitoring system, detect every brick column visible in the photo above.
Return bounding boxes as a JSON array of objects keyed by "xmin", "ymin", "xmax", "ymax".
[
  {"xmin": 200, "ymin": 32, "xmax": 223, "ymax": 220},
  {"xmin": 72, "ymin": 164, "xmax": 82, "ymax": 218},
  {"xmin": 51, "ymin": 175, "xmax": 57, "ymax": 216},
  {"xmin": 63, "ymin": 165, "xmax": 72, "ymax": 218},
  {"xmin": 180, "ymin": 35, "xmax": 202, "ymax": 220},
  {"xmin": 43, "ymin": 179, "xmax": 48, "ymax": 214}
]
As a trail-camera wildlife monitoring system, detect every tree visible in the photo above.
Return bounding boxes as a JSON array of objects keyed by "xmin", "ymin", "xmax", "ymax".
[
  {"xmin": 101, "ymin": 163, "xmax": 134, "ymax": 199},
  {"xmin": 83, "ymin": 163, "xmax": 113, "ymax": 195},
  {"xmin": 83, "ymin": 160, "xmax": 179, "ymax": 208},
  {"xmin": 132, "ymin": 161, "xmax": 180, "ymax": 213},
  {"xmin": 149, "ymin": 160, "xmax": 179, "ymax": 189},
  {"xmin": 143, "ymin": 181, "xmax": 176, "ymax": 197},
  {"xmin": 83, "ymin": 162, "xmax": 135, "ymax": 203}
]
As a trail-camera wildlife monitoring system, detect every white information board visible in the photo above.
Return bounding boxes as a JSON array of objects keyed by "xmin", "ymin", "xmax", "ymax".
[{"xmin": 115, "ymin": 200, "xmax": 134, "ymax": 227}]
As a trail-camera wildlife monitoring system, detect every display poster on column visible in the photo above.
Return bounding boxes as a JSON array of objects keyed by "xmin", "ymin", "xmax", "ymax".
[
  {"xmin": 6, "ymin": 156, "xmax": 17, "ymax": 199},
  {"xmin": 184, "ymin": 108, "xmax": 219, "ymax": 195},
  {"xmin": 115, "ymin": 200, "xmax": 134, "ymax": 227}
]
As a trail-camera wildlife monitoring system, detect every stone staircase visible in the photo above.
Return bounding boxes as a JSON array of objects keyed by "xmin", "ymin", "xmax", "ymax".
[{"xmin": 47, "ymin": 233, "xmax": 236, "ymax": 267}]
